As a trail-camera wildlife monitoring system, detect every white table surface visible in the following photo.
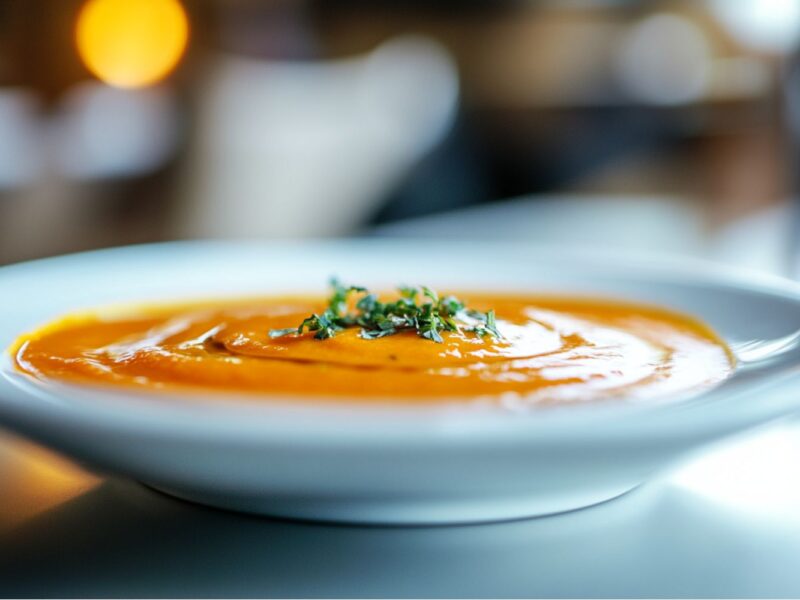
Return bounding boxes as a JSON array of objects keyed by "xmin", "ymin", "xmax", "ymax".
[
  {"xmin": 2, "ymin": 420, "xmax": 800, "ymax": 597},
  {"xmin": 3, "ymin": 196, "xmax": 800, "ymax": 597}
]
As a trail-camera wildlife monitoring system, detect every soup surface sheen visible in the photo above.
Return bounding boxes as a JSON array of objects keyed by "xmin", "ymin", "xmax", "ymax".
[{"xmin": 12, "ymin": 294, "xmax": 734, "ymax": 406}]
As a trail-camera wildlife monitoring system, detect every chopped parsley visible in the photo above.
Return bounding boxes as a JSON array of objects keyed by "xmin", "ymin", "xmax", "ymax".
[{"xmin": 269, "ymin": 278, "xmax": 501, "ymax": 344}]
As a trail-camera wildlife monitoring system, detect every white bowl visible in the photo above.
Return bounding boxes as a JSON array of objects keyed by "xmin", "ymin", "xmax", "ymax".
[{"xmin": 1, "ymin": 240, "xmax": 800, "ymax": 525}]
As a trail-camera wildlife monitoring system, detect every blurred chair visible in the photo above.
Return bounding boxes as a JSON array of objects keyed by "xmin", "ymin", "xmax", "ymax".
[{"xmin": 176, "ymin": 35, "xmax": 458, "ymax": 239}]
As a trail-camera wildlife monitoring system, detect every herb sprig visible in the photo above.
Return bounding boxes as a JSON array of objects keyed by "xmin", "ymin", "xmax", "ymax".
[{"xmin": 269, "ymin": 278, "xmax": 501, "ymax": 344}]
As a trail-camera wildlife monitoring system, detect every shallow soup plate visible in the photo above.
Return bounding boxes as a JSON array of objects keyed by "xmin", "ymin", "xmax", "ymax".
[{"xmin": 0, "ymin": 240, "xmax": 799, "ymax": 524}]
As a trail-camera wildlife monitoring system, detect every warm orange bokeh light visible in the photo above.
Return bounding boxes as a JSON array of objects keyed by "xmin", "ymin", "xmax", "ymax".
[{"xmin": 76, "ymin": 0, "xmax": 189, "ymax": 88}]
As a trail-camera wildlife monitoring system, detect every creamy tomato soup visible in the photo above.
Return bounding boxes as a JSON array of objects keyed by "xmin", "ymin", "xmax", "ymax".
[{"xmin": 11, "ymin": 289, "xmax": 734, "ymax": 406}]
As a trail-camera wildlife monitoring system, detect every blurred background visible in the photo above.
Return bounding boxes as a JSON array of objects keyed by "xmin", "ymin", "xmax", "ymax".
[
  {"xmin": 8, "ymin": 4, "xmax": 800, "ymax": 587},
  {"xmin": 2, "ymin": 0, "xmax": 800, "ymax": 274}
]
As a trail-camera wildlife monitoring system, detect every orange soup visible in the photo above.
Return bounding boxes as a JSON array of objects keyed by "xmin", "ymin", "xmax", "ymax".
[{"xmin": 11, "ymin": 292, "xmax": 734, "ymax": 406}]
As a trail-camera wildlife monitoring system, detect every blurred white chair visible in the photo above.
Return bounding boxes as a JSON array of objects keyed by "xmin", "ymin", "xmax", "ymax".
[{"xmin": 176, "ymin": 35, "xmax": 459, "ymax": 238}]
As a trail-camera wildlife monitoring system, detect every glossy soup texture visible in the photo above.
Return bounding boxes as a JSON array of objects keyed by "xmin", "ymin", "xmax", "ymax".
[{"xmin": 12, "ymin": 294, "xmax": 734, "ymax": 406}]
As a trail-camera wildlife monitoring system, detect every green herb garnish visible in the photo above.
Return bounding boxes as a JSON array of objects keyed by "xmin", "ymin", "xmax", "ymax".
[
  {"xmin": 269, "ymin": 278, "xmax": 502, "ymax": 344},
  {"xmin": 465, "ymin": 308, "xmax": 501, "ymax": 339}
]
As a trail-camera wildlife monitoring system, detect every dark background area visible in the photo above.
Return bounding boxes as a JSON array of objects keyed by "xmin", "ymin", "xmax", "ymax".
[{"xmin": 0, "ymin": 0, "xmax": 796, "ymax": 263}]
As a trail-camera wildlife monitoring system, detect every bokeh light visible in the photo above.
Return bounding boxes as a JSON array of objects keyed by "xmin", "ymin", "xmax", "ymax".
[{"xmin": 75, "ymin": 0, "xmax": 189, "ymax": 88}]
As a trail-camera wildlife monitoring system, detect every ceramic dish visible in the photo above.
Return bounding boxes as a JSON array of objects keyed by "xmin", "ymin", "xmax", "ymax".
[{"xmin": 1, "ymin": 240, "xmax": 800, "ymax": 525}]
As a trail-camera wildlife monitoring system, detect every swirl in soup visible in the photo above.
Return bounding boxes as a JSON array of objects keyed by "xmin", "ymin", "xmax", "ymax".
[{"xmin": 11, "ymin": 287, "xmax": 734, "ymax": 407}]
